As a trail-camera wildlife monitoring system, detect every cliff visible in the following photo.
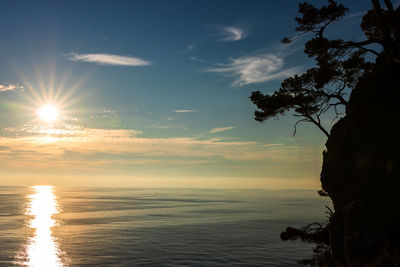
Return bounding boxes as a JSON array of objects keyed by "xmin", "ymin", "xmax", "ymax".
[{"xmin": 319, "ymin": 56, "xmax": 400, "ymax": 265}]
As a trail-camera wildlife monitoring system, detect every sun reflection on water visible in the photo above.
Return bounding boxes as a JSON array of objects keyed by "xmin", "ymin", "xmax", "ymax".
[{"xmin": 24, "ymin": 185, "xmax": 64, "ymax": 267}]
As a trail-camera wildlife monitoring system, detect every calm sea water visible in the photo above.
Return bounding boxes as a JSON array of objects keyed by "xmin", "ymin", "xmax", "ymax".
[{"xmin": 0, "ymin": 186, "xmax": 331, "ymax": 266}]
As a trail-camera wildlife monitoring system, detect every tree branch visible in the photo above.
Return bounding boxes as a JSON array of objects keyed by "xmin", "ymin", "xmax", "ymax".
[
  {"xmin": 306, "ymin": 114, "xmax": 330, "ymax": 137},
  {"xmin": 337, "ymin": 39, "xmax": 382, "ymax": 56},
  {"xmin": 319, "ymin": 91, "xmax": 348, "ymax": 106},
  {"xmin": 371, "ymin": 0, "xmax": 393, "ymax": 52},
  {"xmin": 293, "ymin": 118, "xmax": 309, "ymax": 136}
]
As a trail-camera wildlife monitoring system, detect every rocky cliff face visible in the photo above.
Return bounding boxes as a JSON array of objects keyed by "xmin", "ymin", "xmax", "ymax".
[{"xmin": 320, "ymin": 56, "xmax": 400, "ymax": 264}]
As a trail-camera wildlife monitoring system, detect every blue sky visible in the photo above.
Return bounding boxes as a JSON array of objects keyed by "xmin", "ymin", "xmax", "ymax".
[{"xmin": 0, "ymin": 0, "xmax": 372, "ymax": 188}]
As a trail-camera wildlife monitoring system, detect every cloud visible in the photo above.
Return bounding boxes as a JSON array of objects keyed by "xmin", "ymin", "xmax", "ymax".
[
  {"xmin": 102, "ymin": 109, "xmax": 117, "ymax": 114},
  {"xmin": 210, "ymin": 126, "xmax": 234, "ymax": 134},
  {"xmin": 207, "ymin": 54, "xmax": 300, "ymax": 86},
  {"xmin": 174, "ymin": 109, "xmax": 195, "ymax": 113},
  {"xmin": 0, "ymin": 83, "xmax": 24, "ymax": 92},
  {"xmin": 0, "ymin": 126, "xmax": 291, "ymax": 163},
  {"xmin": 0, "ymin": 125, "xmax": 321, "ymax": 165},
  {"xmin": 147, "ymin": 125, "xmax": 169, "ymax": 129},
  {"xmin": 182, "ymin": 44, "xmax": 195, "ymax": 53},
  {"xmin": 0, "ymin": 125, "xmax": 324, "ymax": 184},
  {"xmin": 218, "ymin": 26, "xmax": 246, "ymax": 42},
  {"xmin": 189, "ymin": 56, "xmax": 206, "ymax": 63},
  {"xmin": 342, "ymin": 11, "xmax": 365, "ymax": 21},
  {"xmin": 69, "ymin": 53, "xmax": 151, "ymax": 66}
]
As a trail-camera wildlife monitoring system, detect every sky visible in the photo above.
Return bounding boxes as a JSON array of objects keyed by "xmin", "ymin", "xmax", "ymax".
[{"xmin": 0, "ymin": 0, "xmax": 372, "ymax": 188}]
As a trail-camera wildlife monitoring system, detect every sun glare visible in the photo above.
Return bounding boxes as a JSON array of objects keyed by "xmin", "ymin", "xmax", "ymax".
[
  {"xmin": 37, "ymin": 105, "xmax": 59, "ymax": 123},
  {"xmin": 20, "ymin": 185, "xmax": 64, "ymax": 266}
]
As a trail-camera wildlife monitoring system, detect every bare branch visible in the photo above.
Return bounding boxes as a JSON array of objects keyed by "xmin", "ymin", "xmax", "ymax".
[
  {"xmin": 293, "ymin": 118, "xmax": 309, "ymax": 136},
  {"xmin": 331, "ymin": 104, "xmax": 343, "ymax": 125},
  {"xmin": 306, "ymin": 114, "xmax": 330, "ymax": 137}
]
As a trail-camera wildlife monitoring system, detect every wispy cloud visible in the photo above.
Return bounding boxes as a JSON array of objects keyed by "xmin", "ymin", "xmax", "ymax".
[
  {"xmin": 89, "ymin": 109, "xmax": 119, "ymax": 120},
  {"xmin": 210, "ymin": 126, "xmax": 234, "ymax": 134},
  {"xmin": 218, "ymin": 26, "xmax": 246, "ymax": 42},
  {"xmin": 0, "ymin": 126, "xmax": 280, "ymax": 163},
  {"xmin": 147, "ymin": 124, "xmax": 169, "ymax": 129},
  {"xmin": 69, "ymin": 53, "xmax": 151, "ymax": 66},
  {"xmin": 102, "ymin": 109, "xmax": 117, "ymax": 114},
  {"xmin": 0, "ymin": 126, "xmax": 319, "ymax": 166},
  {"xmin": 174, "ymin": 109, "xmax": 195, "ymax": 113},
  {"xmin": 181, "ymin": 44, "xmax": 195, "ymax": 53},
  {"xmin": 207, "ymin": 54, "xmax": 300, "ymax": 86},
  {"xmin": 0, "ymin": 125, "xmax": 324, "ymax": 185},
  {"xmin": 0, "ymin": 83, "xmax": 23, "ymax": 92},
  {"xmin": 189, "ymin": 56, "xmax": 206, "ymax": 63},
  {"xmin": 343, "ymin": 11, "xmax": 365, "ymax": 21}
]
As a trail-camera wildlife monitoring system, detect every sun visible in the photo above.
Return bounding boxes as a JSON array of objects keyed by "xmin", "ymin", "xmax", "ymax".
[{"xmin": 37, "ymin": 104, "xmax": 59, "ymax": 123}]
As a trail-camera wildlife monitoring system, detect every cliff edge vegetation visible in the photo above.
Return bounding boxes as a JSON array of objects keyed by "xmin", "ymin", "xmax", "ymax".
[{"xmin": 251, "ymin": 0, "xmax": 400, "ymax": 265}]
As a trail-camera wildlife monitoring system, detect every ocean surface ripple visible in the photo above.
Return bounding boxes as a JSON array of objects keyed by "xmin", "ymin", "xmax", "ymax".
[{"xmin": 0, "ymin": 186, "xmax": 330, "ymax": 266}]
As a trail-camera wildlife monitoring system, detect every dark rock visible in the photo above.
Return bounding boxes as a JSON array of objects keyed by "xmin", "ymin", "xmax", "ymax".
[{"xmin": 320, "ymin": 57, "xmax": 400, "ymax": 264}]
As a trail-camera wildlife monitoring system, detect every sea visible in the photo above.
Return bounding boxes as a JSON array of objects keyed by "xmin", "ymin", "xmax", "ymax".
[{"xmin": 0, "ymin": 186, "xmax": 331, "ymax": 266}]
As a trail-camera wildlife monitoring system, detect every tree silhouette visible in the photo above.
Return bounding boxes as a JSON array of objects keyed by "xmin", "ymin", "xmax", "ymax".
[
  {"xmin": 250, "ymin": 0, "xmax": 398, "ymax": 137},
  {"xmin": 251, "ymin": 0, "xmax": 400, "ymax": 265}
]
